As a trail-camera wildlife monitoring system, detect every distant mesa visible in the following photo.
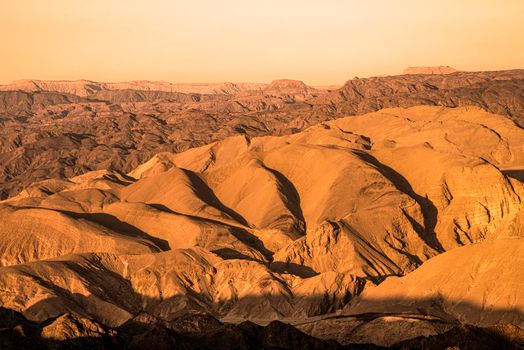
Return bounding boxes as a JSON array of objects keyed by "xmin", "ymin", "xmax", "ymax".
[
  {"xmin": 264, "ymin": 79, "xmax": 316, "ymax": 96},
  {"xmin": 0, "ymin": 78, "xmax": 327, "ymax": 98},
  {"xmin": 403, "ymin": 65, "xmax": 458, "ymax": 75},
  {"xmin": 0, "ymin": 79, "xmax": 268, "ymax": 96}
]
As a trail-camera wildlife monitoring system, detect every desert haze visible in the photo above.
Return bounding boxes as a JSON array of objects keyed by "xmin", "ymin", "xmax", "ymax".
[{"xmin": 1, "ymin": 0, "xmax": 524, "ymax": 349}]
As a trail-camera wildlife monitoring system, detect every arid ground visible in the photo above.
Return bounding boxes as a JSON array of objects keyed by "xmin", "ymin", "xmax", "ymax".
[{"xmin": 0, "ymin": 69, "xmax": 523, "ymax": 349}]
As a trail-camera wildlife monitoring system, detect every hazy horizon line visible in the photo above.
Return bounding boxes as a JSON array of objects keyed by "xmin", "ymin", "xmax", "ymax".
[{"xmin": 2, "ymin": 66, "xmax": 524, "ymax": 87}]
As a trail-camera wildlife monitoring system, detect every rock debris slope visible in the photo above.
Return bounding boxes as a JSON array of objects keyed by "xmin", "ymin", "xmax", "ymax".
[{"xmin": 0, "ymin": 105, "xmax": 523, "ymax": 348}]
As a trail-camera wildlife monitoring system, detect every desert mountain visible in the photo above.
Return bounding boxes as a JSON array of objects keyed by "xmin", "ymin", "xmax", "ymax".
[
  {"xmin": 0, "ymin": 106, "xmax": 523, "ymax": 348},
  {"xmin": 0, "ymin": 78, "xmax": 333, "ymax": 97},
  {"xmin": 0, "ymin": 79, "xmax": 269, "ymax": 96},
  {"xmin": 0, "ymin": 70, "xmax": 523, "ymax": 201}
]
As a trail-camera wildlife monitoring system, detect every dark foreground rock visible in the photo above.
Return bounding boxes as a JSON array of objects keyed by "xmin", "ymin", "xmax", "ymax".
[{"xmin": 0, "ymin": 308, "xmax": 522, "ymax": 349}]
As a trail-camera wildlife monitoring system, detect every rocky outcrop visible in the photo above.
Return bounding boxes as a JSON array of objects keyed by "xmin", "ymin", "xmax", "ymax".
[
  {"xmin": 0, "ymin": 309, "xmax": 521, "ymax": 349},
  {"xmin": 299, "ymin": 314, "xmax": 524, "ymax": 349}
]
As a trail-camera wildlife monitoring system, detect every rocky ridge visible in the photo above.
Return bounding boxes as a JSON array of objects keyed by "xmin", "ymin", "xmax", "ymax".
[
  {"xmin": 0, "ymin": 69, "xmax": 523, "ymax": 199},
  {"xmin": 0, "ymin": 106, "xmax": 523, "ymax": 347}
]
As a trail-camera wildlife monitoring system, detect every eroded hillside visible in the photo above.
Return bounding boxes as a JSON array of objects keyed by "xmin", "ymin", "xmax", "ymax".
[
  {"xmin": 0, "ymin": 70, "xmax": 523, "ymax": 200},
  {"xmin": 0, "ymin": 106, "xmax": 523, "ymax": 349}
]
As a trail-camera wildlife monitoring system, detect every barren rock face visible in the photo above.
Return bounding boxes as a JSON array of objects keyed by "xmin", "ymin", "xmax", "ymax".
[
  {"xmin": 1, "ymin": 69, "xmax": 524, "ymax": 350},
  {"xmin": 0, "ymin": 105, "xmax": 523, "ymax": 346},
  {"xmin": 0, "ymin": 70, "xmax": 523, "ymax": 201}
]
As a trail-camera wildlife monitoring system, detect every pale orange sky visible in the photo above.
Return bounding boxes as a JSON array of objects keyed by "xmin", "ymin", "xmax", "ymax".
[{"xmin": 1, "ymin": 0, "xmax": 523, "ymax": 85}]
